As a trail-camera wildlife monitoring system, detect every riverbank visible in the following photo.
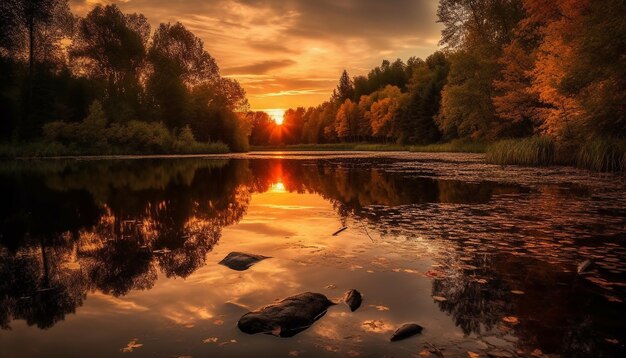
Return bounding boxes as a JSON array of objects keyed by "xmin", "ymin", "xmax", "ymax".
[
  {"xmin": 0, "ymin": 141, "xmax": 230, "ymax": 159},
  {"xmin": 250, "ymin": 140, "xmax": 487, "ymax": 153}
]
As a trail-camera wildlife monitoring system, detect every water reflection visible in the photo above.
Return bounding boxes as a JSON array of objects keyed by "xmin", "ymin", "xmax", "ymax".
[{"xmin": 0, "ymin": 156, "xmax": 624, "ymax": 357}]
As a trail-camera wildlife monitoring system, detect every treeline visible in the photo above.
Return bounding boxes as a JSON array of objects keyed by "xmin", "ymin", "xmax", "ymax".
[
  {"xmin": 0, "ymin": 1, "xmax": 250, "ymax": 153},
  {"xmin": 252, "ymin": 0, "xmax": 625, "ymax": 157}
]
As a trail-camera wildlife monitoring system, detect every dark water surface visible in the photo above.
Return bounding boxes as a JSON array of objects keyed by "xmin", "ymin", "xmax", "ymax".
[{"xmin": 1, "ymin": 152, "xmax": 625, "ymax": 357}]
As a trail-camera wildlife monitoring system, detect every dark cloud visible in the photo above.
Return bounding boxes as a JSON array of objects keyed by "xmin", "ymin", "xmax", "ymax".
[{"xmin": 223, "ymin": 59, "xmax": 296, "ymax": 75}]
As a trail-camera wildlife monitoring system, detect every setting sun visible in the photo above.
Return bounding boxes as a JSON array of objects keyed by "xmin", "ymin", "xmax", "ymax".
[{"xmin": 264, "ymin": 109, "xmax": 285, "ymax": 125}]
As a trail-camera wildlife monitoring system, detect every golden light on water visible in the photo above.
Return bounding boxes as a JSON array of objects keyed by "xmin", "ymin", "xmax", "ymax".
[
  {"xmin": 270, "ymin": 181, "xmax": 286, "ymax": 193},
  {"xmin": 264, "ymin": 109, "xmax": 285, "ymax": 125}
]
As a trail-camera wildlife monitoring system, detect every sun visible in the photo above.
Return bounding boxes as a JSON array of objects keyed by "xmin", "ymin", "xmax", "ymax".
[{"xmin": 264, "ymin": 108, "xmax": 285, "ymax": 125}]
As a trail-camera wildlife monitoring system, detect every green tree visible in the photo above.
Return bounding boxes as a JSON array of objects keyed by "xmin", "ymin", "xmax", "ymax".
[{"xmin": 71, "ymin": 4, "xmax": 149, "ymax": 123}]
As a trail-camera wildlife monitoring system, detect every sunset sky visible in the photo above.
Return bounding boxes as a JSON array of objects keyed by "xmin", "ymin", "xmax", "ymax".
[{"xmin": 70, "ymin": 0, "xmax": 442, "ymax": 111}]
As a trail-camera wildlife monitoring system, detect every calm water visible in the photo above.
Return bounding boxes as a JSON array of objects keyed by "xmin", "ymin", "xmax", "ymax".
[{"xmin": 1, "ymin": 152, "xmax": 625, "ymax": 357}]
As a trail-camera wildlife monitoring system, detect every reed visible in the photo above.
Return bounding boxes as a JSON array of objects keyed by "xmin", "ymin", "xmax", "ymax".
[
  {"xmin": 486, "ymin": 137, "xmax": 555, "ymax": 166},
  {"xmin": 575, "ymin": 138, "xmax": 626, "ymax": 173}
]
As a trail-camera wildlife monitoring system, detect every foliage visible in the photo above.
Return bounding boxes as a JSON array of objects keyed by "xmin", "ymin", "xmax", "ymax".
[
  {"xmin": 1, "ymin": 3, "xmax": 249, "ymax": 152},
  {"xmin": 41, "ymin": 101, "xmax": 228, "ymax": 155}
]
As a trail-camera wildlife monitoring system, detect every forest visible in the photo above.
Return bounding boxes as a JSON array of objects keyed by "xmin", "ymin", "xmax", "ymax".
[
  {"xmin": 0, "ymin": 1, "xmax": 250, "ymax": 154},
  {"xmin": 1, "ymin": 0, "xmax": 625, "ymax": 170},
  {"xmin": 250, "ymin": 0, "xmax": 625, "ymax": 171}
]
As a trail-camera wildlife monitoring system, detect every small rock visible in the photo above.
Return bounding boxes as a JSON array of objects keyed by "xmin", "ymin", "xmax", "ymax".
[
  {"xmin": 343, "ymin": 289, "xmax": 362, "ymax": 312},
  {"xmin": 487, "ymin": 350, "xmax": 513, "ymax": 358},
  {"xmin": 238, "ymin": 292, "xmax": 335, "ymax": 337},
  {"xmin": 219, "ymin": 252, "xmax": 269, "ymax": 271},
  {"xmin": 390, "ymin": 323, "xmax": 423, "ymax": 341}
]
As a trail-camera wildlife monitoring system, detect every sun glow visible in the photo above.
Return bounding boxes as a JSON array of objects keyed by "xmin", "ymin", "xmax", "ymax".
[
  {"xmin": 264, "ymin": 108, "xmax": 285, "ymax": 125},
  {"xmin": 270, "ymin": 181, "xmax": 286, "ymax": 193}
]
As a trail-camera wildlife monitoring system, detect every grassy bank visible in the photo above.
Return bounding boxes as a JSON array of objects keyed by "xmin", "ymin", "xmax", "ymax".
[
  {"xmin": 251, "ymin": 143, "xmax": 411, "ymax": 151},
  {"xmin": 486, "ymin": 136, "xmax": 626, "ymax": 173},
  {"xmin": 410, "ymin": 139, "xmax": 487, "ymax": 153},
  {"xmin": 0, "ymin": 141, "xmax": 230, "ymax": 158}
]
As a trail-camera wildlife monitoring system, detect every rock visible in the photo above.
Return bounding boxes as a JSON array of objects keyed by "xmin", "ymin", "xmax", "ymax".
[
  {"xmin": 390, "ymin": 323, "xmax": 423, "ymax": 341},
  {"xmin": 238, "ymin": 292, "xmax": 336, "ymax": 337},
  {"xmin": 343, "ymin": 289, "xmax": 362, "ymax": 312},
  {"xmin": 218, "ymin": 252, "xmax": 269, "ymax": 271}
]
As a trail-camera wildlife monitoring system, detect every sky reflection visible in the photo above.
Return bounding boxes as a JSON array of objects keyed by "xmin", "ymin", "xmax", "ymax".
[{"xmin": 1, "ymin": 155, "xmax": 625, "ymax": 357}]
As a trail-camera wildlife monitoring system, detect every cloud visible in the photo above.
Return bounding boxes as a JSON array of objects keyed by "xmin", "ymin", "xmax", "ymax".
[
  {"xmin": 69, "ymin": 0, "xmax": 442, "ymax": 109},
  {"xmin": 223, "ymin": 59, "xmax": 296, "ymax": 75}
]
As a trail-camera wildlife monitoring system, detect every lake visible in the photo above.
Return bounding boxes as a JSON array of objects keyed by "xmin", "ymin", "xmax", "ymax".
[{"xmin": 1, "ymin": 152, "xmax": 625, "ymax": 357}]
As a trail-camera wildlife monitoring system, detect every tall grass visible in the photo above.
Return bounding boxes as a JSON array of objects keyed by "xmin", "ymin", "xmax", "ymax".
[
  {"xmin": 575, "ymin": 138, "xmax": 626, "ymax": 173},
  {"xmin": 410, "ymin": 139, "xmax": 487, "ymax": 153},
  {"xmin": 486, "ymin": 137, "xmax": 555, "ymax": 166}
]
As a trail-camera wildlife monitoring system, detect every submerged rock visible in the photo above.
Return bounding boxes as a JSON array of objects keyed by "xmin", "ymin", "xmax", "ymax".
[
  {"xmin": 218, "ymin": 252, "xmax": 269, "ymax": 271},
  {"xmin": 343, "ymin": 289, "xmax": 362, "ymax": 311},
  {"xmin": 237, "ymin": 292, "xmax": 336, "ymax": 337},
  {"xmin": 390, "ymin": 323, "xmax": 423, "ymax": 341}
]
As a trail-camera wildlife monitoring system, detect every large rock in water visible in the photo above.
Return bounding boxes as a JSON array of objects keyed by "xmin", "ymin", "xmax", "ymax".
[
  {"xmin": 218, "ymin": 252, "xmax": 269, "ymax": 271},
  {"xmin": 238, "ymin": 292, "xmax": 336, "ymax": 337}
]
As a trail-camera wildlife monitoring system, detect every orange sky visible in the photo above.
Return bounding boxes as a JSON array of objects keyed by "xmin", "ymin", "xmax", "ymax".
[{"xmin": 70, "ymin": 0, "xmax": 442, "ymax": 111}]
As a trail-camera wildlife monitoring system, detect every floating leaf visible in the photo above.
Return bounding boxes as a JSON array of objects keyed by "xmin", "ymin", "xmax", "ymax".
[
  {"xmin": 510, "ymin": 290, "xmax": 525, "ymax": 295},
  {"xmin": 468, "ymin": 352, "xmax": 480, "ymax": 358},
  {"xmin": 502, "ymin": 316, "xmax": 519, "ymax": 325},
  {"xmin": 121, "ymin": 338, "xmax": 143, "ymax": 353},
  {"xmin": 432, "ymin": 296, "xmax": 447, "ymax": 302}
]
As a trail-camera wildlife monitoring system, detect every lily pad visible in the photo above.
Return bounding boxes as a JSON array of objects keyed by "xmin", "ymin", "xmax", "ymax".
[
  {"xmin": 238, "ymin": 292, "xmax": 336, "ymax": 337},
  {"xmin": 218, "ymin": 252, "xmax": 269, "ymax": 271}
]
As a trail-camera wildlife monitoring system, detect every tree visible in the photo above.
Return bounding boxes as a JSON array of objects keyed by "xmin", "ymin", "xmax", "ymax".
[
  {"xmin": 332, "ymin": 70, "xmax": 355, "ymax": 104},
  {"xmin": 71, "ymin": 4, "xmax": 149, "ymax": 122},
  {"xmin": 335, "ymin": 99, "xmax": 360, "ymax": 141}
]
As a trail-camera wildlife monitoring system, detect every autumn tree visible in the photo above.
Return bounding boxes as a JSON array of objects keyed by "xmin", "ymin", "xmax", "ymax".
[{"xmin": 335, "ymin": 99, "xmax": 360, "ymax": 141}]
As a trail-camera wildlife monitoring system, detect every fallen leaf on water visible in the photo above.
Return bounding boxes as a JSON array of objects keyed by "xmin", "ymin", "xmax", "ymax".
[
  {"xmin": 369, "ymin": 305, "xmax": 390, "ymax": 311},
  {"xmin": 432, "ymin": 296, "xmax": 447, "ymax": 302},
  {"xmin": 213, "ymin": 319, "xmax": 224, "ymax": 325},
  {"xmin": 218, "ymin": 339, "xmax": 237, "ymax": 347},
  {"xmin": 605, "ymin": 338, "xmax": 619, "ymax": 344},
  {"xmin": 605, "ymin": 295, "xmax": 623, "ymax": 303},
  {"xmin": 121, "ymin": 338, "xmax": 143, "ymax": 353},
  {"xmin": 510, "ymin": 290, "xmax": 525, "ymax": 295},
  {"xmin": 347, "ymin": 350, "xmax": 361, "ymax": 357},
  {"xmin": 325, "ymin": 284, "xmax": 337, "ymax": 289},
  {"xmin": 531, "ymin": 348, "xmax": 543, "ymax": 356},
  {"xmin": 502, "ymin": 316, "xmax": 519, "ymax": 325},
  {"xmin": 475, "ymin": 279, "xmax": 488, "ymax": 284},
  {"xmin": 425, "ymin": 270, "xmax": 446, "ymax": 278},
  {"xmin": 468, "ymin": 352, "xmax": 480, "ymax": 358},
  {"xmin": 362, "ymin": 319, "xmax": 392, "ymax": 333},
  {"xmin": 288, "ymin": 351, "xmax": 300, "ymax": 357},
  {"xmin": 418, "ymin": 349, "xmax": 431, "ymax": 357},
  {"xmin": 202, "ymin": 337, "xmax": 219, "ymax": 344}
]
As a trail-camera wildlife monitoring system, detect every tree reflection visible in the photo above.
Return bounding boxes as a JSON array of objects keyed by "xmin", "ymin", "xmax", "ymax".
[
  {"xmin": 0, "ymin": 155, "xmax": 622, "ymax": 358},
  {"xmin": 0, "ymin": 159, "xmax": 251, "ymax": 329}
]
